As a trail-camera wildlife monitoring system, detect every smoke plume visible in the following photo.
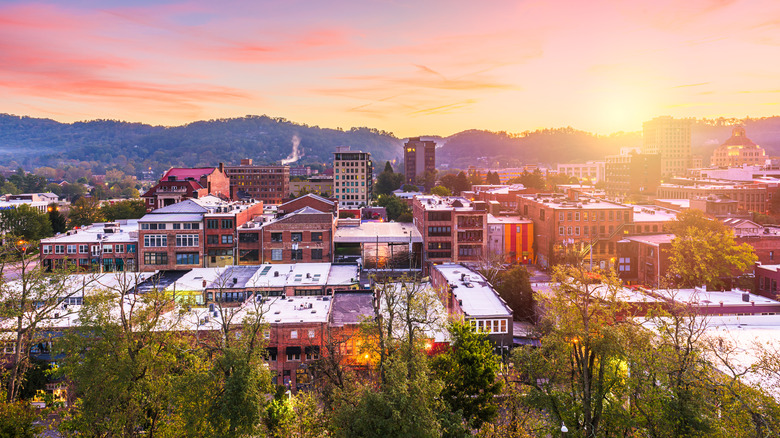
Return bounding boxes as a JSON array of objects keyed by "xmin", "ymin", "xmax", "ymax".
[{"xmin": 280, "ymin": 134, "xmax": 303, "ymax": 165}]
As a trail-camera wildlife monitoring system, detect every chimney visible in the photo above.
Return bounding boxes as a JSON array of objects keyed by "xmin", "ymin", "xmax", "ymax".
[{"xmin": 219, "ymin": 162, "xmax": 224, "ymax": 173}]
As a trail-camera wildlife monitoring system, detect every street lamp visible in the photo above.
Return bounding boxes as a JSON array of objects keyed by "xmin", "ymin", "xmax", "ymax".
[{"xmin": 561, "ymin": 422, "xmax": 568, "ymax": 434}]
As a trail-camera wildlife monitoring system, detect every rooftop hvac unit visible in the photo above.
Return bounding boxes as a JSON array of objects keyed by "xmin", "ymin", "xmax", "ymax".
[{"xmin": 233, "ymin": 277, "xmax": 238, "ymax": 284}]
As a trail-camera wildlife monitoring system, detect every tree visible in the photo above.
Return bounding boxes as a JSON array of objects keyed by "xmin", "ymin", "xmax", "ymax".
[
  {"xmin": 432, "ymin": 321, "xmax": 502, "ymax": 430},
  {"xmin": 67, "ymin": 197, "xmax": 105, "ymax": 227},
  {"xmin": 431, "ymin": 185, "xmax": 451, "ymax": 197},
  {"xmin": 100, "ymin": 199, "xmax": 147, "ymax": 221},
  {"xmin": 514, "ymin": 266, "xmax": 632, "ymax": 437},
  {"xmin": 489, "ymin": 266, "xmax": 535, "ymax": 321},
  {"xmin": 0, "ymin": 243, "xmax": 90, "ymax": 402},
  {"xmin": 0, "ymin": 204, "xmax": 53, "ymax": 241},
  {"xmin": 401, "ymin": 184, "xmax": 418, "ymax": 192},
  {"xmin": 374, "ymin": 162, "xmax": 404, "ymax": 196},
  {"xmin": 485, "ymin": 171, "xmax": 501, "ymax": 185},
  {"xmin": 58, "ymin": 274, "xmax": 204, "ymax": 437},
  {"xmin": 454, "ymin": 172, "xmax": 471, "ymax": 195},
  {"xmin": 375, "ymin": 195, "xmax": 412, "ymax": 222},
  {"xmin": 667, "ymin": 210, "xmax": 757, "ymax": 289},
  {"xmin": 47, "ymin": 203, "xmax": 67, "ymax": 234}
]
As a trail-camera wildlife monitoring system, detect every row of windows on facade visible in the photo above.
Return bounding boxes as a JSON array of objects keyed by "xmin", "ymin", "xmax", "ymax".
[
  {"xmin": 45, "ymin": 258, "xmax": 135, "ymax": 269},
  {"xmin": 144, "ymin": 234, "xmax": 202, "ymax": 247},
  {"xmin": 334, "ymin": 180, "xmax": 365, "ymax": 186},
  {"xmin": 556, "ymin": 210, "xmax": 629, "ymax": 222},
  {"xmin": 268, "ymin": 232, "xmax": 323, "ymax": 243},
  {"xmin": 141, "ymin": 222, "xmax": 199, "ymax": 230},
  {"xmin": 559, "ymin": 225, "xmax": 615, "ymax": 237},
  {"xmin": 143, "ymin": 252, "xmax": 199, "ymax": 265},
  {"xmin": 334, "ymin": 188, "xmax": 365, "ymax": 194},
  {"xmin": 43, "ymin": 244, "xmax": 136, "ymax": 255}
]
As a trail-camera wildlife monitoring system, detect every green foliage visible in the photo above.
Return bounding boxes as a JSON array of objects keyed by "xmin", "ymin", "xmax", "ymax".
[
  {"xmin": 0, "ymin": 204, "xmax": 53, "ymax": 241},
  {"xmin": 7, "ymin": 168, "xmax": 46, "ymax": 194},
  {"xmin": 67, "ymin": 197, "xmax": 105, "ymax": 227},
  {"xmin": 489, "ymin": 266, "xmax": 535, "ymax": 321},
  {"xmin": 485, "ymin": 171, "xmax": 501, "ymax": 185},
  {"xmin": 439, "ymin": 172, "xmax": 471, "ymax": 195},
  {"xmin": 431, "ymin": 321, "xmax": 502, "ymax": 430},
  {"xmin": 264, "ymin": 387, "xmax": 295, "ymax": 437},
  {"xmin": 431, "ymin": 185, "xmax": 451, "ymax": 196},
  {"xmin": 375, "ymin": 162, "xmax": 404, "ymax": 196},
  {"xmin": 0, "ymin": 400, "xmax": 40, "ymax": 438},
  {"xmin": 100, "ymin": 199, "xmax": 147, "ymax": 221},
  {"xmin": 401, "ymin": 184, "xmax": 418, "ymax": 192},
  {"xmin": 331, "ymin": 353, "xmax": 444, "ymax": 438},
  {"xmin": 667, "ymin": 210, "xmax": 757, "ymax": 289},
  {"xmin": 376, "ymin": 195, "xmax": 412, "ymax": 222},
  {"xmin": 47, "ymin": 204, "xmax": 67, "ymax": 234}
]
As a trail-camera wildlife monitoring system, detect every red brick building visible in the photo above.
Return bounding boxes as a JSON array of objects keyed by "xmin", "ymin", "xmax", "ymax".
[
  {"xmin": 203, "ymin": 201, "xmax": 264, "ymax": 267},
  {"xmin": 40, "ymin": 221, "xmax": 139, "ymax": 272},
  {"xmin": 404, "ymin": 137, "xmax": 436, "ymax": 184},
  {"xmin": 142, "ymin": 166, "xmax": 231, "ymax": 211},
  {"xmin": 278, "ymin": 194, "xmax": 338, "ymax": 215},
  {"xmin": 237, "ymin": 207, "xmax": 335, "ymax": 265},
  {"xmin": 517, "ymin": 193, "xmax": 634, "ymax": 268},
  {"xmin": 616, "ymin": 234, "xmax": 674, "ymax": 287},
  {"xmin": 222, "ymin": 159, "xmax": 289, "ymax": 205}
]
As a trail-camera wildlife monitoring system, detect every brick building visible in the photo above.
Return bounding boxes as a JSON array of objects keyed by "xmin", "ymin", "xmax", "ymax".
[
  {"xmin": 604, "ymin": 152, "xmax": 662, "ymax": 198},
  {"xmin": 333, "ymin": 147, "xmax": 372, "ymax": 209},
  {"xmin": 517, "ymin": 193, "xmax": 634, "ymax": 268},
  {"xmin": 412, "ymin": 195, "xmax": 488, "ymax": 265},
  {"xmin": 40, "ymin": 220, "xmax": 139, "ymax": 272},
  {"xmin": 404, "ymin": 137, "xmax": 436, "ymax": 184},
  {"xmin": 657, "ymin": 182, "xmax": 768, "ymax": 214},
  {"xmin": 278, "ymin": 194, "xmax": 338, "ymax": 215},
  {"xmin": 142, "ymin": 166, "xmax": 230, "ymax": 211},
  {"xmin": 222, "ymin": 159, "xmax": 289, "ymax": 205},
  {"xmin": 237, "ymin": 207, "xmax": 335, "ymax": 265},
  {"xmin": 616, "ymin": 234, "xmax": 674, "ymax": 287},
  {"xmin": 138, "ymin": 197, "xmax": 263, "ymax": 272}
]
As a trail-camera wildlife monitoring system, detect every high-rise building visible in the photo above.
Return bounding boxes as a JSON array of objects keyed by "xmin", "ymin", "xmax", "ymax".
[
  {"xmin": 404, "ymin": 137, "xmax": 436, "ymax": 183},
  {"xmin": 710, "ymin": 126, "xmax": 767, "ymax": 167},
  {"xmin": 333, "ymin": 147, "xmax": 372, "ymax": 208},
  {"xmin": 222, "ymin": 159, "xmax": 289, "ymax": 205},
  {"xmin": 643, "ymin": 116, "xmax": 692, "ymax": 177},
  {"xmin": 604, "ymin": 152, "xmax": 661, "ymax": 198}
]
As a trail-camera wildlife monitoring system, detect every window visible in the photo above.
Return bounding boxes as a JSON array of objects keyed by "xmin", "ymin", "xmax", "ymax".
[
  {"xmin": 55, "ymin": 245, "xmax": 64, "ymax": 254},
  {"xmin": 287, "ymin": 351, "xmax": 301, "ymax": 361},
  {"xmin": 306, "ymin": 347, "xmax": 320, "ymax": 360},
  {"xmin": 575, "ymin": 212, "xmax": 580, "ymax": 221},
  {"xmin": 291, "ymin": 330, "xmax": 298, "ymax": 339},
  {"xmin": 173, "ymin": 223, "xmax": 181, "ymax": 230},
  {"xmin": 127, "ymin": 244, "xmax": 136, "ymax": 253},
  {"xmin": 239, "ymin": 233, "xmax": 258, "ymax": 243},
  {"xmin": 176, "ymin": 234, "xmax": 199, "ymax": 247},
  {"xmin": 176, "ymin": 253, "xmax": 199, "ymax": 265},
  {"xmin": 575, "ymin": 226, "xmax": 580, "ymax": 236},
  {"xmin": 102, "ymin": 245, "xmax": 113, "ymax": 253},
  {"xmin": 144, "ymin": 235, "xmax": 167, "ymax": 247},
  {"xmin": 144, "ymin": 252, "xmax": 168, "ymax": 265},
  {"xmin": 470, "ymin": 318, "xmax": 508, "ymax": 334},
  {"xmin": 206, "ymin": 219, "xmax": 219, "ymax": 229},
  {"xmin": 221, "ymin": 219, "xmax": 234, "ymax": 229},
  {"xmin": 272, "ymin": 249, "xmax": 283, "ymax": 261},
  {"xmin": 207, "ymin": 235, "xmax": 218, "ymax": 245},
  {"xmin": 559, "ymin": 212, "xmax": 564, "ymax": 221},
  {"xmin": 308, "ymin": 329, "xmax": 315, "ymax": 338},
  {"xmin": 291, "ymin": 232, "xmax": 302, "ymax": 242},
  {"xmin": 264, "ymin": 330, "xmax": 270, "ymax": 340},
  {"xmin": 67, "ymin": 244, "xmax": 77, "ymax": 254},
  {"xmin": 427, "ymin": 226, "xmax": 451, "ymax": 236},
  {"xmin": 540, "ymin": 209, "xmax": 545, "ymax": 221},
  {"xmin": 291, "ymin": 249, "xmax": 303, "ymax": 260},
  {"xmin": 771, "ymin": 251, "xmax": 775, "ymax": 262},
  {"xmin": 79, "ymin": 244, "xmax": 89, "ymax": 254},
  {"xmin": 42, "ymin": 245, "xmax": 51, "ymax": 254},
  {"xmin": 271, "ymin": 232, "xmax": 283, "ymax": 242},
  {"xmin": 567, "ymin": 212, "xmax": 572, "ymax": 221},
  {"xmin": 559, "ymin": 226, "xmax": 564, "ymax": 236},
  {"xmin": 311, "ymin": 248, "xmax": 323, "ymax": 260},
  {"xmin": 311, "ymin": 232, "xmax": 322, "ymax": 242},
  {"xmin": 221, "ymin": 235, "xmax": 233, "ymax": 244}
]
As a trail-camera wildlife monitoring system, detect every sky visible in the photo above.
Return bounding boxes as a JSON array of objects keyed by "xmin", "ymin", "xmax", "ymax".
[{"xmin": 1, "ymin": 0, "xmax": 779, "ymax": 137}]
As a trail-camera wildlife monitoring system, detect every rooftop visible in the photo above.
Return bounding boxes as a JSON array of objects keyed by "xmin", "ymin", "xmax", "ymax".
[
  {"xmin": 487, "ymin": 214, "xmax": 532, "ymax": 225},
  {"xmin": 162, "ymin": 167, "xmax": 216, "ymax": 181},
  {"xmin": 334, "ymin": 221, "xmax": 422, "ymax": 244},
  {"xmin": 631, "ymin": 205, "xmax": 678, "ymax": 222},
  {"xmin": 41, "ymin": 220, "xmax": 139, "ymax": 244},
  {"xmin": 520, "ymin": 194, "xmax": 629, "ymax": 210},
  {"xmin": 623, "ymin": 233, "xmax": 675, "ymax": 246},
  {"xmin": 414, "ymin": 195, "xmax": 484, "ymax": 211},
  {"xmin": 329, "ymin": 291, "xmax": 374, "ymax": 327},
  {"xmin": 434, "ymin": 264, "xmax": 512, "ymax": 318}
]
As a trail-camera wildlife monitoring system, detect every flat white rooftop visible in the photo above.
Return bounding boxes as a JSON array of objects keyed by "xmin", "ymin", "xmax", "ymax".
[{"xmin": 434, "ymin": 264, "xmax": 512, "ymax": 319}]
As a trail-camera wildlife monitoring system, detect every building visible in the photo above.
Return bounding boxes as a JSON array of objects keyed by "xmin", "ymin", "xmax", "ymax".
[
  {"xmin": 138, "ymin": 197, "xmax": 263, "ymax": 272},
  {"xmin": 277, "ymin": 194, "xmax": 338, "ymax": 216},
  {"xmin": 657, "ymin": 182, "xmax": 768, "ymax": 214},
  {"xmin": 333, "ymin": 221, "xmax": 423, "ymax": 271},
  {"xmin": 222, "ymin": 159, "xmax": 289, "ymax": 205},
  {"xmin": 755, "ymin": 265, "xmax": 780, "ymax": 300},
  {"xmin": 236, "ymin": 207, "xmax": 335, "ymax": 264},
  {"xmin": 412, "ymin": 195, "xmax": 488, "ymax": 265},
  {"xmin": 289, "ymin": 175, "xmax": 333, "ymax": 198},
  {"xmin": 556, "ymin": 161, "xmax": 606, "ymax": 183},
  {"xmin": 643, "ymin": 116, "xmax": 692, "ymax": 176},
  {"xmin": 710, "ymin": 126, "xmax": 767, "ymax": 167},
  {"xmin": 616, "ymin": 234, "xmax": 674, "ymax": 287},
  {"xmin": 404, "ymin": 137, "xmax": 436, "ymax": 184},
  {"xmin": 40, "ymin": 220, "xmax": 139, "ymax": 272},
  {"xmin": 142, "ymin": 166, "xmax": 231, "ymax": 211},
  {"xmin": 604, "ymin": 152, "xmax": 661, "ymax": 198},
  {"xmin": 289, "ymin": 166, "xmax": 313, "ymax": 178},
  {"xmin": 333, "ymin": 147, "xmax": 373, "ymax": 209},
  {"xmin": 517, "ymin": 193, "xmax": 634, "ymax": 268},
  {"xmin": 429, "ymin": 264, "xmax": 513, "ymax": 346},
  {"xmin": 486, "ymin": 215, "xmax": 534, "ymax": 264}
]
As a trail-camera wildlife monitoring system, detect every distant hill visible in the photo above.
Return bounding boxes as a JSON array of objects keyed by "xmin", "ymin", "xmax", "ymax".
[
  {"xmin": 1, "ymin": 114, "xmax": 779, "ymax": 178},
  {"xmin": 0, "ymin": 114, "xmax": 404, "ymax": 177}
]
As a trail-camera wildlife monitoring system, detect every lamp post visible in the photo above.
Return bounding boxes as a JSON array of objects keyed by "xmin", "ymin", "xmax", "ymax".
[{"xmin": 561, "ymin": 421, "xmax": 568, "ymax": 436}]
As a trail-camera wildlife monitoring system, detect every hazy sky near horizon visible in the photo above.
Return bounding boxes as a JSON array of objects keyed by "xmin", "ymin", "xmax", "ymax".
[{"xmin": 1, "ymin": 0, "xmax": 779, "ymax": 137}]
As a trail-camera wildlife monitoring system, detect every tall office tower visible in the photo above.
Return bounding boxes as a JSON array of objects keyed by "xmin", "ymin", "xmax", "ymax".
[
  {"xmin": 404, "ymin": 137, "xmax": 436, "ymax": 184},
  {"xmin": 643, "ymin": 116, "xmax": 692, "ymax": 177},
  {"xmin": 333, "ymin": 147, "xmax": 373, "ymax": 208}
]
